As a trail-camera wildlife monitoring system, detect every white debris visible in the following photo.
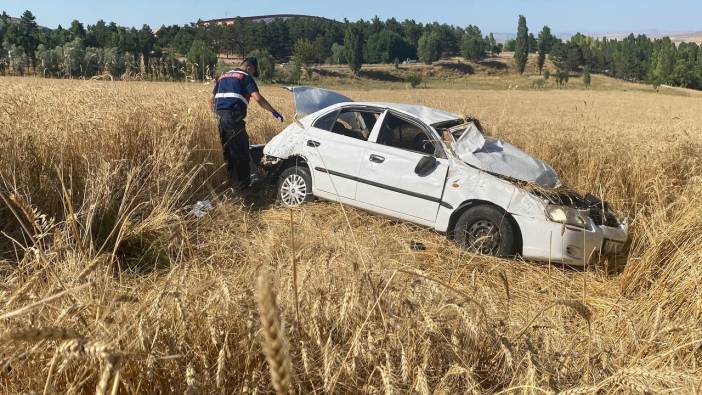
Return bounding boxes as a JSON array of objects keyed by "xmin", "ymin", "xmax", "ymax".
[{"xmin": 189, "ymin": 200, "xmax": 214, "ymax": 218}]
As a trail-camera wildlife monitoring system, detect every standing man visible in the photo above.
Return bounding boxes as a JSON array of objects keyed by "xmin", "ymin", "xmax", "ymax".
[{"xmin": 211, "ymin": 57, "xmax": 284, "ymax": 188}]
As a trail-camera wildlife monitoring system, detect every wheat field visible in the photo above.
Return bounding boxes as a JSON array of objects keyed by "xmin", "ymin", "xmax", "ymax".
[{"xmin": 0, "ymin": 77, "xmax": 701, "ymax": 394}]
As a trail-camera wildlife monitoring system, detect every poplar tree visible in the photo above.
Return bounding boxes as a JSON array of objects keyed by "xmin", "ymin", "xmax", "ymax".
[
  {"xmin": 344, "ymin": 25, "xmax": 363, "ymax": 75},
  {"xmin": 537, "ymin": 25, "xmax": 553, "ymax": 72},
  {"xmin": 514, "ymin": 15, "xmax": 529, "ymax": 74}
]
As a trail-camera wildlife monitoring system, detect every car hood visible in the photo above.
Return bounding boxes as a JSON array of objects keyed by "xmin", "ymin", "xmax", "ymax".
[{"xmin": 451, "ymin": 122, "xmax": 561, "ymax": 188}]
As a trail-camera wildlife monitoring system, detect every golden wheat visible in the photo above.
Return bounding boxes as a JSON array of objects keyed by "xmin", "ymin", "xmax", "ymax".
[{"xmin": 0, "ymin": 76, "xmax": 700, "ymax": 393}]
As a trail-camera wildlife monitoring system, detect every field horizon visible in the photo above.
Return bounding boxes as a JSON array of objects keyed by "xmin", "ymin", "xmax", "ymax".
[{"xmin": 1, "ymin": 76, "xmax": 701, "ymax": 393}]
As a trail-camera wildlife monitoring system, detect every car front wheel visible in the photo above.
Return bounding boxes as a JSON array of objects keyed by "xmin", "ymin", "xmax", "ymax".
[
  {"xmin": 277, "ymin": 166, "xmax": 313, "ymax": 206},
  {"xmin": 454, "ymin": 205, "xmax": 517, "ymax": 257}
]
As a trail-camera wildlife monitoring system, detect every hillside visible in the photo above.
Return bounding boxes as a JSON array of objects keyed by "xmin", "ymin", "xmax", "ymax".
[{"xmin": 219, "ymin": 52, "xmax": 702, "ymax": 96}]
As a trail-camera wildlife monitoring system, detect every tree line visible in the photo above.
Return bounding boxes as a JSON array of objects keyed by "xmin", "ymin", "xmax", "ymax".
[
  {"xmin": 0, "ymin": 10, "xmax": 504, "ymax": 81},
  {"xmin": 510, "ymin": 15, "xmax": 702, "ymax": 90},
  {"xmin": 2, "ymin": 9, "xmax": 702, "ymax": 90}
]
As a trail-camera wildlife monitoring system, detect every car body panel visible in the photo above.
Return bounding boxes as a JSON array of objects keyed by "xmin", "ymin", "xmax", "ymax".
[
  {"xmin": 304, "ymin": 125, "xmax": 369, "ymax": 199},
  {"xmin": 357, "ymin": 146, "xmax": 450, "ymax": 222}
]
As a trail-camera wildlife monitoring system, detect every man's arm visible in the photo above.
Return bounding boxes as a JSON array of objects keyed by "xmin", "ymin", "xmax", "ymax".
[
  {"xmin": 251, "ymin": 92, "xmax": 283, "ymax": 122},
  {"xmin": 251, "ymin": 92, "xmax": 277, "ymax": 113}
]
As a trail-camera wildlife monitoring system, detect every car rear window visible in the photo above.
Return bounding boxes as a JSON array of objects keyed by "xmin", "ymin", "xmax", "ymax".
[
  {"xmin": 313, "ymin": 110, "xmax": 339, "ymax": 131},
  {"xmin": 313, "ymin": 108, "xmax": 381, "ymax": 142}
]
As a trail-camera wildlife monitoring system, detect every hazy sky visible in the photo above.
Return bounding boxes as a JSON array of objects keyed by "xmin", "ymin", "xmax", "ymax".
[{"xmin": 2, "ymin": 0, "xmax": 700, "ymax": 34}]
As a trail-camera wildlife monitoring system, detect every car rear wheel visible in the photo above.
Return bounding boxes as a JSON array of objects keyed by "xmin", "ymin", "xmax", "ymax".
[
  {"xmin": 454, "ymin": 205, "xmax": 517, "ymax": 257},
  {"xmin": 277, "ymin": 166, "xmax": 313, "ymax": 206}
]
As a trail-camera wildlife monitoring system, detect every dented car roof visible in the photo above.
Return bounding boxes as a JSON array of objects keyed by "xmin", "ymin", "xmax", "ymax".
[{"xmin": 289, "ymin": 86, "xmax": 462, "ymax": 126}]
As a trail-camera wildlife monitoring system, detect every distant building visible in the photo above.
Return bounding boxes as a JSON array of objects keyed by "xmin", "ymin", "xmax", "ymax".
[{"xmin": 199, "ymin": 14, "xmax": 320, "ymax": 26}]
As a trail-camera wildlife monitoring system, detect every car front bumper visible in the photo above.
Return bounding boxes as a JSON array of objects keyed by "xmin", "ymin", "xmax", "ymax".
[{"xmin": 517, "ymin": 215, "xmax": 629, "ymax": 266}]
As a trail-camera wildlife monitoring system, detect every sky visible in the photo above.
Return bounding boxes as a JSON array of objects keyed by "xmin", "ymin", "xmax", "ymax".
[{"xmin": 2, "ymin": 0, "xmax": 701, "ymax": 34}]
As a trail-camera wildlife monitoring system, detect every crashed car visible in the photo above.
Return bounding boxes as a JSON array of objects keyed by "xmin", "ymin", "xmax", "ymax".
[{"xmin": 258, "ymin": 87, "xmax": 629, "ymax": 265}]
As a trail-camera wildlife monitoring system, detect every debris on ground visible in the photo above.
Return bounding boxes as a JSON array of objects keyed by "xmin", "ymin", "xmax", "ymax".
[
  {"xmin": 189, "ymin": 200, "xmax": 214, "ymax": 218},
  {"xmin": 410, "ymin": 240, "xmax": 427, "ymax": 251}
]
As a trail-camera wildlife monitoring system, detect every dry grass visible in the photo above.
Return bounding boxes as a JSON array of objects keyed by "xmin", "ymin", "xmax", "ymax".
[{"xmin": 0, "ymin": 76, "xmax": 701, "ymax": 393}]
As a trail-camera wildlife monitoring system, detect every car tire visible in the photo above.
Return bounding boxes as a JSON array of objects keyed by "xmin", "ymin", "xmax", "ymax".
[
  {"xmin": 453, "ymin": 205, "xmax": 517, "ymax": 257},
  {"xmin": 277, "ymin": 166, "xmax": 314, "ymax": 206}
]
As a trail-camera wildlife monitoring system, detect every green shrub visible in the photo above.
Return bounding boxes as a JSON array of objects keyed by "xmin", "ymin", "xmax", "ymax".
[{"xmin": 407, "ymin": 73, "xmax": 422, "ymax": 88}]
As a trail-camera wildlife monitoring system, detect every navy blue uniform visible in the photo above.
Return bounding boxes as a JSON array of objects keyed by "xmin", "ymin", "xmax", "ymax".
[
  {"xmin": 213, "ymin": 69, "xmax": 259, "ymax": 113},
  {"xmin": 213, "ymin": 69, "xmax": 259, "ymax": 186}
]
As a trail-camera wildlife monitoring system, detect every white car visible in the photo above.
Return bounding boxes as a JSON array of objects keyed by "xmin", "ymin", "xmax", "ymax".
[{"xmin": 258, "ymin": 87, "xmax": 629, "ymax": 265}]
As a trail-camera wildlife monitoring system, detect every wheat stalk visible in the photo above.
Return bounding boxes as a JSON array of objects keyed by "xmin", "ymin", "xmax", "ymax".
[{"xmin": 256, "ymin": 272, "xmax": 292, "ymax": 395}]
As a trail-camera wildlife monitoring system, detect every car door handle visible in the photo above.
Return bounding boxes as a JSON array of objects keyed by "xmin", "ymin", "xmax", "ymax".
[
  {"xmin": 369, "ymin": 154, "xmax": 385, "ymax": 163},
  {"xmin": 307, "ymin": 140, "xmax": 320, "ymax": 148}
]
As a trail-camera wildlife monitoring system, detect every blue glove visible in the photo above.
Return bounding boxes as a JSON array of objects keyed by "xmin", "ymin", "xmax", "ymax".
[{"xmin": 272, "ymin": 111, "xmax": 284, "ymax": 122}]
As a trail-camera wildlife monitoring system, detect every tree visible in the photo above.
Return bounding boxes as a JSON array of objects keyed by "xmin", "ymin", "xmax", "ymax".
[
  {"xmin": 63, "ymin": 38, "xmax": 85, "ymax": 77},
  {"xmin": 417, "ymin": 31, "xmax": 441, "ymax": 64},
  {"xmin": 365, "ymin": 29, "xmax": 413, "ymax": 63},
  {"xmin": 344, "ymin": 24, "xmax": 363, "ymax": 75},
  {"xmin": 504, "ymin": 39, "xmax": 516, "ymax": 52},
  {"xmin": 401, "ymin": 19, "xmax": 423, "ymax": 48},
  {"xmin": 36, "ymin": 44, "xmax": 64, "ymax": 76},
  {"xmin": 487, "ymin": 33, "xmax": 497, "ymax": 54},
  {"xmin": 4, "ymin": 43, "xmax": 29, "ymax": 76},
  {"xmin": 292, "ymin": 38, "xmax": 315, "ymax": 78},
  {"xmin": 493, "ymin": 43, "xmax": 503, "ymax": 55},
  {"xmin": 612, "ymin": 34, "xmax": 652, "ymax": 81},
  {"xmin": 461, "ymin": 25, "xmax": 486, "ymax": 62},
  {"xmin": 583, "ymin": 66, "xmax": 591, "ymax": 88},
  {"xmin": 293, "ymin": 38, "xmax": 316, "ymax": 65},
  {"xmin": 550, "ymin": 41, "xmax": 583, "ymax": 72},
  {"xmin": 247, "ymin": 49, "xmax": 275, "ymax": 82},
  {"xmin": 648, "ymin": 37, "xmax": 676, "ymax": 87},
  {"xmin": 670, "ymin": 58, "xmax": 696, "ymax": 88},
  {"xmin": 406, "ymin": 73, "xmax": 422, "ymax": 88},
  {"xmin": 555, "ymin": 68, "xmax": 569, "ymax": 87},
  {"xmin": 69, "ymin": 20, "xmax": 86, "ymax": 41},
  {"xmin": 187, "ymin": 39, "xmax": 216, "ymax": 80},
  {"xmin": 514, "ymin": 15, "xmax": 529, "ymax": 74},
  {"xmin": 528, "ymin": 33, "xmax": 538, "ymax": 53},
  {"xmin": 330, "ymin": 42, "xmax": 346, "ymax": 64},
  {"xmin": 537, "ymin": 26, "xmax": 554, "ymax": 72},
  {"xmin": 287, "ymin": 56, "xmax": 302, "ymax": 83},
  {"xmin": 18, "ymin": 10, "xmax": 39, "ymax": 68}
]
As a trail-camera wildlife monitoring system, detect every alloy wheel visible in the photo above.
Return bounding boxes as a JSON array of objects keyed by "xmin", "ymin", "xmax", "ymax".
[
  {"xmin": 466, "ymin": 219, "xmax": 501, "ymax": 254},
  {"xmin": 280, "ymin": 174, "xmax": 308, "ymax": 206}
]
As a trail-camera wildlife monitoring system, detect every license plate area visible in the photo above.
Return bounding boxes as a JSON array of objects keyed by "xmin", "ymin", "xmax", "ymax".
[{"xmin": 603, "ymin": 240, "xmax": 626, "ymax": 255}]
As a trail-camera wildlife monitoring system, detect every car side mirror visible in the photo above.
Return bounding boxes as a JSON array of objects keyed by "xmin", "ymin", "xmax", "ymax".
[{"xmin": 414, "ymin": 155, "xmax": 438, "ymax": 177}]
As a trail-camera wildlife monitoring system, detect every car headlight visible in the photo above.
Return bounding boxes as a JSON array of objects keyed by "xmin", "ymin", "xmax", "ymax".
[{"xmin": 545, "ymin": 205, "xmax": 590, "ymax": 229}]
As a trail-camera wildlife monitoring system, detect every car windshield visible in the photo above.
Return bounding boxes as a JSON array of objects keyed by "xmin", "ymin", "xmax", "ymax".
[{"xmin": 446, "ymin": 122, "xmax": 561, "ymax": 188}]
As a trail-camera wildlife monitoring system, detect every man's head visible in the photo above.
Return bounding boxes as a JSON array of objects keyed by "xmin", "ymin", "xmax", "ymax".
[{"xmin": 241, "ymin": 57, "xmax": 259, "ymax": 77}]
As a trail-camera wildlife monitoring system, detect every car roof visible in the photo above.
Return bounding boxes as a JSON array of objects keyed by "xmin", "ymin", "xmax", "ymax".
[{"xmin": 332, "ymin": 101, "xmax": 463, "ymax": 126}]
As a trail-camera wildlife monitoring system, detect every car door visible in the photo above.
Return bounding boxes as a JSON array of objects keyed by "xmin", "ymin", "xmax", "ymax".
[
  {"xmin": 304, "ymin": 107, "xmax": 383, "ymax": 200},
  {"xmin": 356, "ymin": 110, "xmax": 449, "ymax": 223}
]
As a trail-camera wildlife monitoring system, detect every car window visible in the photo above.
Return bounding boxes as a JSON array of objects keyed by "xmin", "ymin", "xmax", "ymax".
[
  {"xmin": 313, "ymin": 108, "xmax": 381, "ymax": 141},
  {"xmin": 312, "ymin": 110, "xmax": 339, "ymax": 131},
  {"xmin": 376, "ymin": 112, "xmax": 437, "ymax": 155}
]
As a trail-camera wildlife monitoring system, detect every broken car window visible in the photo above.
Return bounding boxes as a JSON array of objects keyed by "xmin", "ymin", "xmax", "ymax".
[
  {"xmin": 313, "ymin": 110, "xmax": 339, "ymax": 132},
  {"xmin": 376, "ymin": 113, "xmax": 436, "ymax": 155},
  {"xmin": 315, "ymin": 109, "xmax": 381, "ymax": 141}
]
